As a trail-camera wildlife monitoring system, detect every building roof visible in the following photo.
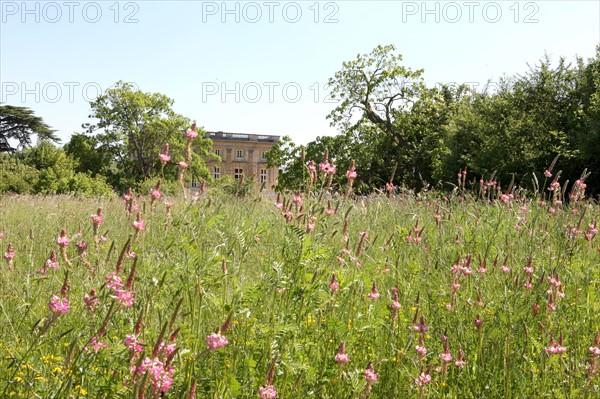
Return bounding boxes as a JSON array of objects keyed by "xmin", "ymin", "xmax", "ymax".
[{"xmin": 205, "ymin": 131, "xmax": 280, "ymax": 143}]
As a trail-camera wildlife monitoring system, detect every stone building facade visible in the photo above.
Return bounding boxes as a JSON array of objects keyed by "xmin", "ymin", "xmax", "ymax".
[{"xmin": 203, "ymin": 131, "xmax": 280, "ymax": 189}]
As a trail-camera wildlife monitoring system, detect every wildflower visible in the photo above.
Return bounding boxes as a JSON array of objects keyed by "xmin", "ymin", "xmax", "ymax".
[
  {"xmin": 454, "ymin": 348, "xmax": 467, "ymax": 367},
  {"xmin": 363, "ymin": 363, "xmax": 378, "ymax": 383},
  {"xmin": 345, "ymin": 160, "xmax": 357, "ymax": 180},
  {"xmin": 205, "ymin": 333, "xmax": 228, "ymax": 350},
  {"xmin": 390, "ymin": 287, "xmax": 401, "ymax": 309},
  {"xmin": 87, "ymin": 336, "xmax": 107, "ymax": 353},
  {"xmin": 3, "ymin": 243, "xmax": 15, "ymax": 262},
  {"xmin": 367, "ymin": 282, "xmax": 380, "ymax": 299},
  {"xmin": 150, "ymin": 186, "xmax": 162, "ymax": 201},
  {"xmin": 132, "ymin": 213, "xmax": 145, "ymax": 231},
  {"xmin": 159, "ymin": 144, "xmax": 171, "ymax": 164},
  {"xmin": 414, "ymin": 371, "xmax": 432, "ymax": 387},
  {"xmin": 385, "ymin": 182, "xmax": 395, "ymax": 192},
  {"xmin": 83, "ymin": 289, "xmax": 98, "ymax": 311},
  {"xmin": 178, "ymin": 161, "xmax": 189, "ymax": 169},
  {"xmin": 186, "ymin": 129, "xmax": 198, "ymax": 139},
  {"xmin": 328, "ymin": 274, "xmax": 339, "ymax": 293},
  {"xmin": 474, "ymin": 315, "xmax": 482, "ymax": 329},
  {"xmin": 115, "ymin": 289, "xmax": 136, "ymax": 307},
  {"xmin": 292, "ymin": 191, "xmax": 303, "ymax": 206},
  {"xmin": 259, "ymin": 385, "xmax": 277, "ymax": 399},
  {"xmin": 415, "ymin": 343, "xmax": 427, "ymax": 357},
  {"xmin": 544, "ymin": 335, "xmax": 567, "ymax": 355},
  {"xmin": 334, "ymin": 341, "xmax": 349, "ymax": 364},
  {"xmin": 57, "ymin": 229, "xmax": 70, "ymax": 247},
  {"xmin": 306, "ymin": 216, "xmax": 317, "ymax": 233},
  {"xmin": 89, "ymin": 211, "xmax": 103, "ymax": 231},
  {"xmin": 124, "ymin": 334, "xmax": 144, "ymax": 353},
  {"xmin": 439, "ymin": 336, "xmax": 452, "ymax": 363},
  {"xmin": 325, "ymin": 200, "xmax": 335, "ymax": 215},
  {"xmin": 106, "ymin": 272, "xmax": 123, "ymax": 291},
  {"xmin": 49, "ymin": 295, "xmax": 69, "ymax": 314}
]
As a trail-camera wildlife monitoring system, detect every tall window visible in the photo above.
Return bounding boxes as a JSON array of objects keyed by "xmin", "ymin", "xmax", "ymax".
[
  {"xmin": 236, "ymin": 150, "xmax": 244, "ymax": 159},
  {"xmin": 213, "ymin": 166, "xmax": 221, "ymax": 179},
  {"xmin": 214, "ymin": 149, "xmax": 221, "ymax": 157},
  {"xmin": 261, "ymin": 151, "xmax": 267, "ymax": 160},
  {"xmin": 191, "ymin": 176, "xmax": 201, "ymax": 188},
  {"xmin": 260, "ymin": 169, "xmax": 268, "ymax": 184},
  {"xmin": 234, "ymin": 168, "xmax": 243, "ymax": 180}
]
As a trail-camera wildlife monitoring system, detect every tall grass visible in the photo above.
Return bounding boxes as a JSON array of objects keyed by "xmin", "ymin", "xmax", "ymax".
[{"xmin": 1, "ymin": 186, "xmax": 600, "ymax": 398}]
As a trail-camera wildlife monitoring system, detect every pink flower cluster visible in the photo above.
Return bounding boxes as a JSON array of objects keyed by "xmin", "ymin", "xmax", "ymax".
[
  {"xmin": 106, "ymin": 272, "xmax": 136, "ymax": 307},
  {"xmin": 259, "ymin": 385, "xmax": 277, "ymax": 399},
  {"xmin": 49, "ymin": 295, "xmax": 69, "ymax": 314},
  {"xmin": 205, "ymin": 332, "xmax": 228, "ymax": 350},
  {"xmin": 137, "ymin": 356, "xmax": 175, "ymax": 394}
]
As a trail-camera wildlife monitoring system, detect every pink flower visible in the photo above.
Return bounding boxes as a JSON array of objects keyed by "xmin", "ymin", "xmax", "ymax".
[
  {"xmin": 178, "ymin": 161, "xmax": 189, "ymax": 169},
  {"xmin": 544, "ymin": 169, "xmax": 552, "ymax": 178},
  {"xmin": 328, "ymin": 274, "xmax": 339, "ymax": 292},
  {"xmin": 159, "ymin": 144, "xmax": 171, "ymax": 164},
  {"xmin": 363, "ymin": 363, "xmax": 378, "ymax": 383},
  {"xmin": 115, "ymin": 289, "xmax": 136, "ymax": 307},
  {"xmin": 415, "ymin": 345, "xmax": 427, "ymax": 357},
  {"xmin": 292, "ymin": 191, "xmax": 303, "ymax": 206},
  {"xmin": 150, "ymin": 188, "xmax": 162, "ymax": 200},
  {"xmin": 86, "ymin": 336, "xmax": 108, "ymax": 353},
  {"xmin": 186, "ymin": 129, "xmax": 198, "ymax": 139},
  {"xmin": 57, "ymin": 229, "xmax": 70, "ymax": 247},
  {"xmin": 414, "ymin": 371, "xmax": 432, "ymax": 387},
  {"xmin": 205, "ymin": 333, "xmax": 228, "ymax": 350},
  {"xmin": 345, "ymin": 161, "xmax": 357, "ymax": 180},
  {"xmin": 259, "ymin": 385, "xmax": 277, "ymax": 399},
  {"xmin": 91, "ymin": 208, "xmax": 103, "ymax": 226},
  {"xmin": 0, "ymin": 232, "xmax": 4, "ymax": 239},
  {"xmin": 124, "ymin": 334, "xmax": 144, "ymax": 353},
  {"xmin": 132, "ymin": 213, "xmax": 145, "ymax": 231},
  {"xmin": 84, "ymin": 289, "xmax": 98, "ymax": 311},
  {"xmin": 385, "ymin": 182, "xmax": 395, "ymax": 192},
  {"xmin": 49, "ymin": 295, "xmax": 69, "ymax": 314},
  {"xmin": 335, "ymin": 341, "xmax": 349, "ymax": 364},
  {"xmin": 368, "ymin": 282, "xmax": 380, "ymax": 299},
  {"xmin": 106, "ymin": 272, "xmax": 123, "ymax": 291},
  {"xmin": 4, "ymin": 243, "xmax": 15, "ymax": 261}
]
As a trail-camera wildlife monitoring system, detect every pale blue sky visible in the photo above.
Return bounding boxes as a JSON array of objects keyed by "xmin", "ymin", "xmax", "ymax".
[{"xmin": 1, "ymin": 0, "xmax": 599, "ymax": 145}]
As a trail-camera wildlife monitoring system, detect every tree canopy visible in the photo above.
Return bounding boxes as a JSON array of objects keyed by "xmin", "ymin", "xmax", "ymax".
[{"xmin": 0, "ymin": 105, "xmax": 60, "ymax": 152}]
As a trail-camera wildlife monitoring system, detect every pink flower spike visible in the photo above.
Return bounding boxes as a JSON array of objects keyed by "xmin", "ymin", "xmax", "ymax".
[
  {"xmin": 259, "ymin": 385, "xmax": 277, "ymax": 399},
  {"xmin": 186, "ymin": 129, "xmax": 198, "ymax": 139},
  {"xmin": 363, "ymin": 363, "xmax": 378, "ymax": 383},
  {"xmin": 49, "ymin": 295, "xmax": 69, "ymax": 314},
  {"xmin": 335, "ymin": 341, "xmax": 349, "ymax": 364},
  {"xmin": 414, "ymin": 371, "xmax": 432, "ymax": 387},
  {"xmin": 205, "ymin": 332, "xmax": 228, "ymax": 350}
]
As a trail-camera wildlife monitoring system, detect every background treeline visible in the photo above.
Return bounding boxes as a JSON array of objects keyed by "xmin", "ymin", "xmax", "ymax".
[
  {"xmin": 268, "ymin": 45, "xmax": 600, "ymax": 196},
  {"xmin": 2, "ymin": 46, "xmax": 599, "ymax": 196}
]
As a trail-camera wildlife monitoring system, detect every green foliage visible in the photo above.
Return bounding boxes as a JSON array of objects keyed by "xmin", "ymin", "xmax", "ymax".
[
  {"xmin": 0, "ymin": 142, "xmax": 113, "ymax": 196},
  {"xmin": 0, "ymin": 105, "xmax": 60, "ymax": 152},
  {"xmin": 2, "ymin": 189, "xmax": 600, "ymax": 397},
  {"xmin": 82, "ymin": 81, "xmax": 212, "ymax": 191}
]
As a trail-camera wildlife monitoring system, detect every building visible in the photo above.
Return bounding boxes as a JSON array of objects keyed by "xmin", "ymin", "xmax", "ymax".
[{"xmin": 203, "ymin": 131, "xmax": 280, "ymax": 189}]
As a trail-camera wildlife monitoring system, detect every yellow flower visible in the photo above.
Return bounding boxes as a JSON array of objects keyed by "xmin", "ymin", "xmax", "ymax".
[{"xmin": 35, "ymin": 376, "xmax": 47, "ymax": 382}]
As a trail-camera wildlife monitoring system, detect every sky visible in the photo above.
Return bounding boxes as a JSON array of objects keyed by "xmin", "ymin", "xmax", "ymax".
[{"xmin": 1, "ymin": 0, "xmax": 599, "ymax": 146}]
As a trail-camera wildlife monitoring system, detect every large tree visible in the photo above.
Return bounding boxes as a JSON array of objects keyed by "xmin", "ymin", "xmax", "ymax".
[
  {"xmin": 326, "ymin": 44, "xmax": 456, "ymax": 189},
  {"xmin": 82, "ymin": 81, "xmax": 211, "ymax": 189},
  {"xmin": 0, "ymin": 105, "xmax": 60, "ymax": 152}
]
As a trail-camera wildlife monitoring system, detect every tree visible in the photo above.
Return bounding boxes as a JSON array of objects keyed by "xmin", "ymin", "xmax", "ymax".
[
  {"xmin": 83, "ymin": 81, "xmax": 211, "ymax": 189},
  {"xmin": 327, "ymin": 44, "xmax": 454, "ymax": 189},
  {"xmin": 0, "ymin": 105, "xmax": 60, "ymax": 152}
]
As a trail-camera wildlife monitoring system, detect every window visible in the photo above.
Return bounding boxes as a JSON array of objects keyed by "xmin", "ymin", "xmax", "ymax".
[
  {"xmin": 234, "ymin": 168, "xmax": 243, "ymax": 180},
  {"xmin": 236, "ymin": 150, "xmax": 244, "ymax": 159},
  {"xmin": 260, "ymin": 169, "xmax": 268, "ymax": 184},
  {"xmin": 213, "ymin": 166, "xmax": 221, "ymax": 179},
  {"xmin": 191, "ymin": 176, "xmax": 201, "ymax": 188},
  {"xmin": 214, "ymin": 149, "xmax": 221, "ymax": 157},
  {"xmin": 261, "ymin": 151, "xmax": 268, "ymax": 160}
]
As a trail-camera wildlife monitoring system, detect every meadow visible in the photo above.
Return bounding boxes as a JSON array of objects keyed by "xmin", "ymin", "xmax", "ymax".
[{"xmin": 1, "ymin": 178, "xmax": 600, "ymax": 398}]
